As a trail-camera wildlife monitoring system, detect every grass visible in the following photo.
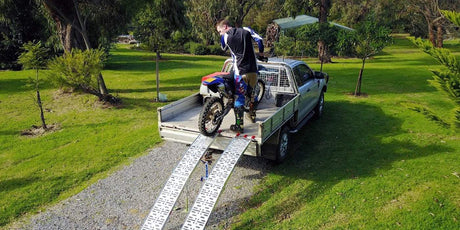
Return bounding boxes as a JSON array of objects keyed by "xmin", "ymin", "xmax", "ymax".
[
  {"xmin": 230, "ymin": 37, "xmax": 460, "ymax": 229},
  {"xmin": 0, "ymin": 45, "xmax": 226, "ymax": 227},
  {"xmin": 0, "ymin": 37, "xmax": 459, "ymax": 229}
]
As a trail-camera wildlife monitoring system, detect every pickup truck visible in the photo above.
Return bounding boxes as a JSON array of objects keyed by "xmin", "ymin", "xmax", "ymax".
[{"xmin": 157, "ymin": 58, "xmax": 328, "ymax": 163}]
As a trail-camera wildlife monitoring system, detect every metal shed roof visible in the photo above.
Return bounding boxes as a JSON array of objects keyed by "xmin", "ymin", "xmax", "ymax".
[{"xmin": 273, "ymin": 15, "xmax": 353, "ymax": 31}]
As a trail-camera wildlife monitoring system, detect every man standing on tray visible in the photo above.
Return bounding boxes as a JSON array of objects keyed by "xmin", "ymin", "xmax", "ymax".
[{"xmin": 216, "ymin": 19, "xmax": 265, "ymax": 133}]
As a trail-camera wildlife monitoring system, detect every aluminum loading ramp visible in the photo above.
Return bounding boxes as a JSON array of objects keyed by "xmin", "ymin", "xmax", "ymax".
[
  {"xmin": 182, "ymin": 136, "xmax": 251, "ymax": 230},
  {"xmin": 141, "ymin": 134, "xmax": 215, "ymax": 230}
]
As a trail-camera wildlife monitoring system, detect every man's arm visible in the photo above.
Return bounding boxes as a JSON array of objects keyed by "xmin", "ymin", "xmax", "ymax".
[
  {"xmin": 220, "ymin": 34, "xmax": 229, "ymax": 51},
  {"xmin": 243, "ymin": 27, "xmax": 264, "ymax": 54}
]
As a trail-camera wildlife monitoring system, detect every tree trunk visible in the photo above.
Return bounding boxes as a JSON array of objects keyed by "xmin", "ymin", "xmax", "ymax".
[
  {"xmin": 156, "ymin": 50, "xmax": 160, "ymax": 101},
  {"xmin": 64, "ymin": 23, "xmax": 72, "ymax": 52},
  {"xmin": 72, "ymin": 0, "xmax": 91, "ymax": 50},
  {"xmin": 36, "ymin": 69, "xmax": 47, "ymax": 129},
  {"xmin": 436, "ymin": 24, "xmax": 443, "ymax": 48},
  {"xmin": 318, "ymin": 0, "xmax": 331, "ymax": 63},
  {"xmin": 98, "ymin": 73, "xmax": 109, "ymax": 95},
  {"xmin": 318, "ymin": 40, "xmax": 331, "ymax": 63},
  {"xmin": 428, "ymin": 22, "xmax": 436, "ymax": 47},
  {"xmin": 354, "ymin": 58, "xmax": 366, "ymax": 96}
]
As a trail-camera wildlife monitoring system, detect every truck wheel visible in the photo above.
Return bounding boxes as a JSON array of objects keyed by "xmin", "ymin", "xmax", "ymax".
[
  {"xmin": 198, "ymin": 97, "xmax": 224, "ymax": 136},
  {"xmin": 276, "ymin": 126, "xmax": 290, "ymax": 163},
  {"xmin": 314, "ymin": 91, "xmax": 324, "ymax": 119}
]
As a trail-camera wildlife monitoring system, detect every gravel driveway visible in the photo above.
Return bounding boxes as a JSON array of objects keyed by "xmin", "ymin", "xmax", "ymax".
[{"xmin": 12, "ymin": 141, "xmax": 271, "ymax": 230}]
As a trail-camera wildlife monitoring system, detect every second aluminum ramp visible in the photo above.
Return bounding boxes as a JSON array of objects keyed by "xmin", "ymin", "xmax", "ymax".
[
  {"xmin": 142, "ymin": 134, "xmax": 215, "ymax": 230},
  {"xmin": 181, "ymin": 135, "xmax": 252, "ymax": 230}
]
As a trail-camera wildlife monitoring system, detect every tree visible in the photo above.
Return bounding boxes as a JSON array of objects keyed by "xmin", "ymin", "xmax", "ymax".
[
  {"xmin": 274, "ymin": 34, "xmax": 295, "ymax": 57},
  {"xmin": 47, "ymin": 48, "xmax": 114, "ymax": 102},
  {"xmin": 411, "ymin": 10, "xmax": 460, "ymax": 129},
  {"xmin": 17, "ymin": 41, "xmax": 50, "ymax": 129},
  {"xmin": 186, "ymin": 0, "xmax": 224, "ymax": 45},
  {"xmin": 227, "ymin": 0, "xmax": 263, "ymax": 27},
  {"xmin": 329, "ymin": 1, "xmax": 459, "ymax": 43},
  {"xmin": 407, "ymin": 0, "xmax": 444, "ymax": 47},
  {"xmin": 0, "ymin": 0, "xmax": 52, "ymax": 70},
  {"xmin": 295, "ymin": 22, "xmax": 339, "ymax": 57},
  {"xmin": 353, "ymin": 19, "xmax": 392, "ymax": 96},
  {"xmin": 39, "ymin": 0, "xmax": 133, "ymax": 103},
  {"xmin": 406, "ymin": 0, "xmax": 459, "ymax": 47},
  {"xmin": 243, "ymin": 0, "xmax": 285, "ymax": 34},
  {"xmin": 133, "ymin": 0, "xmax": 185, "ymax": 101},
  {"xmin": 186, "ymin": 0, "xmax": 262, "ymax": 45},
  {"xmin": 283, "ymin": 0, "xmax": 333, "ymax": 62},
  {"xmin": 40, "ymin": 0, "xmax": 140, "ymax": 51}
]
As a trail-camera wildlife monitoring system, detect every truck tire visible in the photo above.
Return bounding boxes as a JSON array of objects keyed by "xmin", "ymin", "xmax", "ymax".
[
  {"xmin": 314, "ymin": 91, "xmax": 324, "ymax": 119},
  {"xmin": 198, "ymin": 97, "xmax": 224, "ymax": 136},
  {"xmin": 276, "ymin": 125, "xmax": 290, "ymax": 163}
]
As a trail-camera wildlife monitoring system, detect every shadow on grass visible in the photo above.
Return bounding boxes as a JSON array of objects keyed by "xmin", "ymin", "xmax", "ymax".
[
  {"xmin": 0, "ymin": 177, "xmax": 39, "ymax": 193},
  {"xmin": 0, "ymin": 129, "xmax": 21, "ymax": 136},
  {"xmin": 0, "ymin": 171, "xmax": 95, "ymax": 227},
  {"xmin": 0, "ymin": 78, "xmax": 54, "ymax": 95},
  {"xmin": 235, "ymin": 100, "xmax": 454, "ymax": 228},
  {"xmin": 443, "ymin": 42, "xmax": 460, "ymax": 52}
]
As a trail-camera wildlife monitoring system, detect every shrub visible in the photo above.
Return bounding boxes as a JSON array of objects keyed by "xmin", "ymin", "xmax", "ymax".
[
  {"xmin": 295, "ymin": 40, "xmax": 317, "ymax": 57},
  {"xmin": 185, "ymin": 42, "xmax": 210, "ymax": 55},
  {"xmin": 47, "ymin": 48, "xmax": 106, "ymax": 94},
  {"xmin": 274, "ymin": 23, "xmax": 354, "ymax": 58},
  {"xmin": 208, "ymin": 44, "xmax": 225, "ymax": 55},
  {"xmin": 335, "ymin": 30, "xmax": 357, "ymax": 57},
  {"xmin": 274, "ymin": 35, "xmax": 295, "ymax": 57}
]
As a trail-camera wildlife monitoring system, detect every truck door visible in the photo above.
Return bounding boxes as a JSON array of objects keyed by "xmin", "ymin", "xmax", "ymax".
[{"xmin": 292, "ymin": 64, "xmax": 317, "ymax": 119}]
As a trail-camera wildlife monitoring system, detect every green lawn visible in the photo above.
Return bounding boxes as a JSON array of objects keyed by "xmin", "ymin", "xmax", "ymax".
[
  {"xmin": 1, "ymin": 37, "xmax": 459, "ymax": 229},
  {"xmin": 231, "ymin": 37, "xmax": 460, "ymax": 229},
  {"xmin": 0, "ymin": 45, "xmax": 226, "ymax": 227}
]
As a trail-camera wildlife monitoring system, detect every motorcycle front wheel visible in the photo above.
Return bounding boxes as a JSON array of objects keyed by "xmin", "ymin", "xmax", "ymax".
[{"xmin": 198, "ymin": 96, "xmax": 224, "ymax": 136}]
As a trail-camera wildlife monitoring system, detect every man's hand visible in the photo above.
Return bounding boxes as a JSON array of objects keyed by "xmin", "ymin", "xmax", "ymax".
[{"xmin": 257, "ymin": 55, "xmax": 268, "ymax": 62}]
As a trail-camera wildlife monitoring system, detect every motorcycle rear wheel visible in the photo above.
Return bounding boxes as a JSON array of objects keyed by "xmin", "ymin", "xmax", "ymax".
[
  {"xmin": 198, "ymin": 97, "xmax": 224, "ymax": 136},
  {"xmin": 254, "ymin": 79, "xmax": 265, "ymax": 106}
]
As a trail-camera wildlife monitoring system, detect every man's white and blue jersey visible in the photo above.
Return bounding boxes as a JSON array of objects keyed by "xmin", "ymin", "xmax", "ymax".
[{"xmin": 220, "ymin": 27, "xmax": 264, "ymax": 76}]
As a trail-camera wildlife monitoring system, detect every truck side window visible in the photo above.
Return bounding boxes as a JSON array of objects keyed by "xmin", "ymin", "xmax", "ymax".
[{"xmin": 293, "ymin": 64, "xmax": 313, "ymax": 87}]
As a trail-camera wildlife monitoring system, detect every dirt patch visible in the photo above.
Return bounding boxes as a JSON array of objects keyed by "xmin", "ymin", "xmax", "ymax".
[
  {"xmin": 53, "ymin": 89, "xmax": 122, "ymax": 109},
  {"xmin": 346, "ymin": 92, "xmax": 369, "ymax": 97},
  {"xmin": 93, "ymin": 99, "xmax": 123, "ymax": 109},
  {"xmin": 21, "ymin": 123, "xmax": 61, "ymax": 137}
]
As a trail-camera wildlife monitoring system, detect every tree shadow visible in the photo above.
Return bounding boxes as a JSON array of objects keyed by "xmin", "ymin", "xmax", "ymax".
[
  {"xmin": 0, "ymin": 78, "xmax": 54, "ymax": 95},
  {"xmin": 0, "ymin": 174, "xmax": 79, "ymax": 227},
  {"xmin": 0, "ymin": 129, "xmax": 21, "ymax": 136},
  {"xmin": 0, "ymin": 177, "xmax": 39, "ymax": 193},
  {"xmin": 235, "ymin": 100, "xmax": 454, "ymax": 227}
]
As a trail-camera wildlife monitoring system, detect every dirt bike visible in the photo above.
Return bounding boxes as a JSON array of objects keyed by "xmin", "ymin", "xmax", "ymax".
[{"xmin": 198, "ymin": 72, "xmax": 265, "ymax": 136}]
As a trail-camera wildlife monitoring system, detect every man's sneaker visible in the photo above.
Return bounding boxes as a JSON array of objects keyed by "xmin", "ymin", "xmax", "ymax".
[{"xmin": 230, "ymin": 124, "xmax": 244, "ymax": 133}]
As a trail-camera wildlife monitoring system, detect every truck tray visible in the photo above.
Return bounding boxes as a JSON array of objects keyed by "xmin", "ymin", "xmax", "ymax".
[{"xmin": 159, "ymin": 93, "xmax": 279, "ymax": 139}]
